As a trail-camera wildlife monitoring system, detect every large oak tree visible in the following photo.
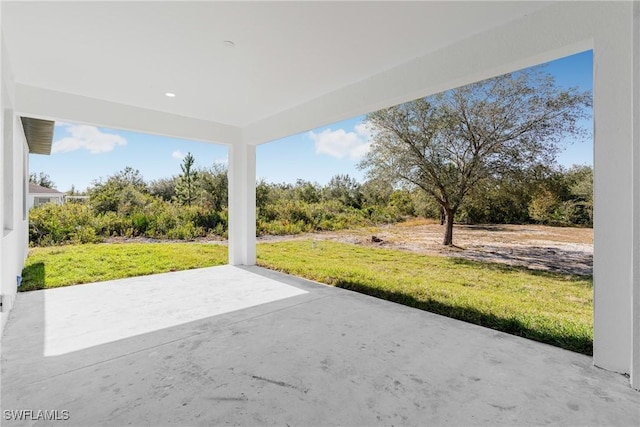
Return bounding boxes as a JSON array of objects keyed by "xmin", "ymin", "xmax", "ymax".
[{"xmin": 360, "ymin": 67, "xmax": 590, "ymax": 245}]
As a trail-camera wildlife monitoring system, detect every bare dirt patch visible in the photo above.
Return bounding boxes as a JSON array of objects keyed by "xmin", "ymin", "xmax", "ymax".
[{"xmin": 261, "ymin": 220, "xmax": 593, "ymax": 276}]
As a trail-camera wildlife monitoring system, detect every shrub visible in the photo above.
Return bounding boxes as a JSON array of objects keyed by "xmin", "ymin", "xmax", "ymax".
[
  {"xmin": 529, "ymin": 189, "xmax": 561, "ymax": 225},
  {"xmin": 71, "ymin": 226, "xmax": 102, "ymax": 244},
  {"xmin": 29, "ymin": 203, "xmax": 95, "ymax": 246},
  {"xmin": 130, "ymin": 211, "xmax": 150, "ymax": 236},
  {"xmin": 167, "ymin": 222, "xmax": 204, "ymax": 240},
  {"xmin": 93, "ymin": 211, "xmax": 130, "ymax": 237}
]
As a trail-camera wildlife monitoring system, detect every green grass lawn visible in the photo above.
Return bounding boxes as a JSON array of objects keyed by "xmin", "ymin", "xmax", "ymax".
[
  {"xmin": 256, "ymin": 240, "xmax": 593, "ymax": 355},
  {"xmin": 21, "ymin": 243, "xmax": 228, "ymax": 291},
  {"xmin": 21, "ymin": 239, "xmax": 593, "ymax": 355}
]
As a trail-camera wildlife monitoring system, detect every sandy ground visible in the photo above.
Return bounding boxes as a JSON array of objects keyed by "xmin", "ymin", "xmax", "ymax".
[{"xmin": 258, "ymin": 220, "xmax": 594, "ymax": 276}]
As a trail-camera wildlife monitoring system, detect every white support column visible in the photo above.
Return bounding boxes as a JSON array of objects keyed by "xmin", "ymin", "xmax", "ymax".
[
  {"xmin": 631, "ymin": 0, "xmax": 640, "ymax": 391},
  {"xmin": 0, "ymin": 0, "xmax": 4, "ymax": 335},
  {"xmin": 592, "ymin": 1, "xmax": 636, "ymax": 376},
  {"xmin": 228, "ymin": 142, "xmax": 256, "ymax": 266}
]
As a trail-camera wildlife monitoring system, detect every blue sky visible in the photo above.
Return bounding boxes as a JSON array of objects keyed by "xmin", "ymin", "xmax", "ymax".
[{"xmin": 29, "ymin": 51, "xmax": 593, "ymax": 193}]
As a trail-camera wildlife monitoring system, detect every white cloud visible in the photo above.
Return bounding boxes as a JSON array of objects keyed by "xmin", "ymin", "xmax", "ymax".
[
  {"xmin": 172, "ymin": 150, "xmax": 186, "ymax": 160},
  {"xmin": 52, "ymin": 124, "xmax": 127, "ymax": 154},
  {"xmin": 213, "ymin": 157, "xmax": 228, "ymax": 166},
  {"xmin": 309, "ymin": 123, "xmax": 372, "ymax": 160}
]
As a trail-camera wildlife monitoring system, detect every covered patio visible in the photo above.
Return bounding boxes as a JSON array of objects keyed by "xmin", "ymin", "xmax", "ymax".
[
  {"xmin": 1, "ymin": 1, "xmax": 638, "ymax": 415},
  {"xmin": 2, "ymin": 266, "xmax": 638, "ymax": 425}
]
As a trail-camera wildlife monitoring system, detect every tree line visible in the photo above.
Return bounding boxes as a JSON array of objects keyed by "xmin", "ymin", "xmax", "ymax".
[{"xmin": 29, "ymin": 158, "xmax": 591, "ymax": 247}]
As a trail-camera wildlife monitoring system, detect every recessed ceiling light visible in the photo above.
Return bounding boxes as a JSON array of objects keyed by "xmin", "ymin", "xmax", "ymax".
[
  {"xmin": 165, "ymin": 92, "xmax": 176, "ymax": 98},
  {"xmin": 223, "ymin": 40, "xmax": 235, "ymax": 48}
]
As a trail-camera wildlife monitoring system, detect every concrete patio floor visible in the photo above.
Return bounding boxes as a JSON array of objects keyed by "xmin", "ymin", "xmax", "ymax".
[{"xmin": 1, "ymin": 265, "xmax": 638, "ymax": 426}]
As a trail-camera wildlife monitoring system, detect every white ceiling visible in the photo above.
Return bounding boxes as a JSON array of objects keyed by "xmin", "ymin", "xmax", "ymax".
[{"xmin": 3, "ymin": 1, "xmax": 552, "ymax": 128}]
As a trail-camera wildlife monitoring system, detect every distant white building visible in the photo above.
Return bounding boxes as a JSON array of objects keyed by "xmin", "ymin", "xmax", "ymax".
[{"xmin": 28, "ymin": 183, "xmax": 64, "ymax": 210}]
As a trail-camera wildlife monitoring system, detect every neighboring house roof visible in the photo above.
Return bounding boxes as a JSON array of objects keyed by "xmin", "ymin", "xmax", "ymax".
[{"xmin": 28, "ymin": 183, "xmax": 63, "ymax": 195}]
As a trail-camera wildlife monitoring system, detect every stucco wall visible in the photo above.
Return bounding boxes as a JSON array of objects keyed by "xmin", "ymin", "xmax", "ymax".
[
  {"xmin": 0, "ymin": 120, "xmax": 29, "ymax": 335},
  {"xmin": 631, "ymin": 0, "xmax": 640, "ymax": 391},
  {"xmin": 0, "ymin": 9, "xmax": 29, "ymax": 335}
]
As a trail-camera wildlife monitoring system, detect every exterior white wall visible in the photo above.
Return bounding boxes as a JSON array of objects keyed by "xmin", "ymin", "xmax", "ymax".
[
  {"xmin": 0, "ymin": 9, "xmax": 30, "ymax": 335},
  {"xmin": 631, "ymin": 0, "xmax": 640, "ymax": 391},
  {"xmin": 0, "ymin": 109, "xmax": 29, "ymax": 335},
  {"xmin": 0, "ymin": 1, "xmax": 4, "ymax": 336}
]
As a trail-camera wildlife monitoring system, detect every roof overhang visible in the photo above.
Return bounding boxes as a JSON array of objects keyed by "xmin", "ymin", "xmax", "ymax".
[
  {"xmin": 20, "ymin": 116, "xmax": 54, "ymax": 155},
  {"xmin": 3, "ymin": 1, "xmax": 553, "ymax": 139}
]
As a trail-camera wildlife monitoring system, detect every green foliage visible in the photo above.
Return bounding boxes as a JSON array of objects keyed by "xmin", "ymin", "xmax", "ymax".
[
  {"xmin": 199, "ymin": 164, "xmax": 228, "ymax": 211},
  {"xmin": 294, "ymin": 179, "xmax": 322, "ymax": 203},
  {"xmin": 148, "ymin": 176, "xmax": 178, "ymax": 201},
  {"xmin": 26, "ymin": 161, "xmax": 232, "ymax": 246},
  {"xmin": 411, "ymin": 189, "xmax": 442, "ymax": 220},
  {"xmin": 389, "ymin": 190, "xmax": 415, "ymax": 216},
  {"xmin": 254, "ymin": 178, "xmax": 405, "ymax": 236},
  {"xmin": 88, "ymin": 167, "xmax": 148, "ymax": 215},
  {"xmin": 70, "ymin": 226, "xmax": 100, "ymax": 244},
  {"xmin": 323, "ymin": 174, "xmax": 362, "ymax": 208},
  {"xmin": 29, "ymin": 203, "xmax": 101, "ymax": 246},
  {"xmin": 528, "ymin": 165, "xmax": 593, "ymax": 226},
  {"xmin": 257, "ymin": 199, "xmax": 365, "ymax": 235},
  {"xmin": 529, "ymin": 188, "xmax": 561, "ymax": 224},
  {"xmin": 459, "ymin": 170, "xmax": 541, "ymax": 224},
  {"xmin": 361, "ymin": 178, "xmax": 393, "ymax": 207},
  {"xmin": 175, "ymin": 152, "xmax": 200, "ymax": 206},
  {"xmin": 29, "ymin": 172, "xmax": 55, "ymax": 189},
  {"xmin": 29, "ymin": 193, "xmax": 227, "ymax": 246},
  {"xmin": 564, "ymin": 165, "xmax": 593, "ymax": 225}
]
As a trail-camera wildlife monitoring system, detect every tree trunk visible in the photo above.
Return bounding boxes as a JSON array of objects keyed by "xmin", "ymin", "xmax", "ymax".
[
  {"xmin": 440, "ymin": 206, "xmax": 445, "ymax": 225},
  {"xmin": 443, "ymin": 208, "xmax": 455, "ymax": 246}
]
